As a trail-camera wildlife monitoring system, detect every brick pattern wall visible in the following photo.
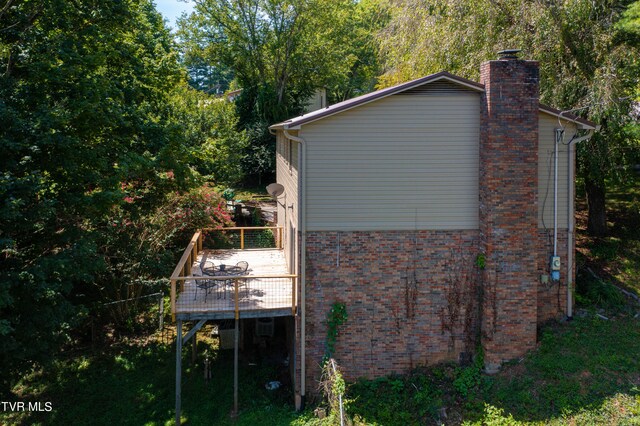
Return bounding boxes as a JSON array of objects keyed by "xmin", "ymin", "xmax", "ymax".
[
  {"xmin": 304, "ymin": 230, "xmax": 480, "ymax": 388},
  {"xmin": 300, "ymin": 227, "xmax": 570, "ymax": 393},
  {"xmin": 479, "ymin": 59, "xmax": 541, "ymax": 368},
  {"xmin": 537, "ymin": 229, "xmax": 570, "ymax": 323}
]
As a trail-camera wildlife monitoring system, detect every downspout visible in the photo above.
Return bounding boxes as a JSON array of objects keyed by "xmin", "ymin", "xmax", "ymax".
[
  {"xmin": 554, "ymin": 129, "xmax": 562, "ymax": 261},
  {"xmin": 283, "ymin": 128, "xmax": 306, "ymax": 409},
  {"xmin": 565, "ymin": 128, "xmax": 596, "ymax": 319}
]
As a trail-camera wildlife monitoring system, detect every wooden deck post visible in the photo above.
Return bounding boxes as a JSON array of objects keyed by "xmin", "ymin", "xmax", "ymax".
[
  {"xmin": 159, "ymin": 293, "xmax": 164, "ymax": 332},
  {"xmin": 240, "ymin": 228, "xmax": 245, "ymax": 250},
  {"xmin": 176, "ymin": 319, "xmax": 182, "ymax": 425},
  {"xmin": 170, "ymin": 279, "xmax": 176, "ymax": 322},
  {"xmin": 292, "ymin": 276, "xmax": 296, "ymax": 315},
  {"xmin": 192, "ymin": 331, "xmax": 197, "ymax": 364},
  {"xmin": 233, "ymin": 279, "xmax": 240, "ymax": 416},
  {"xmin": 233, "ymin": 317, "xmax": 239, "ymax": 416}
]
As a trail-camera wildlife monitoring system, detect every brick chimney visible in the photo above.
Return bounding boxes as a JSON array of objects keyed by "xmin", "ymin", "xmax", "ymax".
[{"xmin": 479, "ymin": 51, "xmax": 540, "ymax": 372}]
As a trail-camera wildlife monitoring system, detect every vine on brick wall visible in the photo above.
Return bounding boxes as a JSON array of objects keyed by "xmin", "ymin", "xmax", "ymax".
[
  {"xmin": 324, "ymin": 302, "xmax": 348, "ymax": 365},
  {"xmin": 440, "ymin": 248, "xmax": 481, "ymax": 353},
  {"xmin": 405, "ymin": 233, "xmax": 420, "ymax": 318},
  {"xmin": 405, "ymin": 272, "xmax": 418, "ymax": 318}
]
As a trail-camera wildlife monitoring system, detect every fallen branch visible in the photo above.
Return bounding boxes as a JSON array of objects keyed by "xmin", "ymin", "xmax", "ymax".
[{"xmin": 585, "ymin": 267, "xmax": 640, "ymax": 304}]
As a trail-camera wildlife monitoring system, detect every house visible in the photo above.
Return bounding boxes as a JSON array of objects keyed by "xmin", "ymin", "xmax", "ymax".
[{"xmin": 268, "ymin": 51, "xmax": 597, "ymax": 408}]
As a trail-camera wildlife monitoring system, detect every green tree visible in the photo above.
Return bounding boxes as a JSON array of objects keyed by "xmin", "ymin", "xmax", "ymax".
[
  {"xmin": 168, "ymin": 84, "xmax": 248, "ymax": 185},
  {"xmin": 178, "ymin": 0, "xmax": 385, "ymax": 185},
  {"xmin": 0, "ymin": 0, "xmax": 195, "ymax": 391},
  {"xmin": 377, "ymin": 0, "xmax": 640, "ymax": 236}
]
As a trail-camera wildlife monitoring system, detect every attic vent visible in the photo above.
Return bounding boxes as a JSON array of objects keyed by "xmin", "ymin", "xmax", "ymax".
[{"xmin": 398, "ymin": 80, "xmax": 475, "ymax": 96}]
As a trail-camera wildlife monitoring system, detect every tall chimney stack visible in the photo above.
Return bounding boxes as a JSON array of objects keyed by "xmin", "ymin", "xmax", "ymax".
[{"xmin": 479, "ymin": 51, "xmax": 540, "ymax": 372}]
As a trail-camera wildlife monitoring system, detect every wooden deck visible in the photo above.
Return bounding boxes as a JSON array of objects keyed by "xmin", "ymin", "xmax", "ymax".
[{"xmin": 174, "ymin": 248, "xmax": 294, "ymax": 320}]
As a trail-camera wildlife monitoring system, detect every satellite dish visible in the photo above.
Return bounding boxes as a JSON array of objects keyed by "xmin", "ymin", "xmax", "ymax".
[{"xmin": 266, "ymin": 183, "xmax": 285, "ymax": 199}]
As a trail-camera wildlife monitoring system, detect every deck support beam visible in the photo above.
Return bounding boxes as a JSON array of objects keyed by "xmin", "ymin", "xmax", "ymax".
[
  {"xmin": 175, "ymin": 319, "xmax": 182, "ymax": 425},
  {"xmin": 233, "ymin": 318, "xmax": 239, "ymax": 416},
  {"xmin": 182, "ymin": 319, "xmax": 206, "ymax": 345},
  {"xmin": 176, "ymin": 319, "xmax": 206, "ymax": 425}
]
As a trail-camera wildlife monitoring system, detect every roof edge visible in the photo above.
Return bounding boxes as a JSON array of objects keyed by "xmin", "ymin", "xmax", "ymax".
[
  {"xmin": 270, "ymin": 72, "xmax": 484, "ymax": 130},
  {"xmin": 269, "ymin": 72, "xmax": 598, "ymax": 131},
  {"xmin": 539, "ymin": 104, "xmax": 597, "ymax": 129}
]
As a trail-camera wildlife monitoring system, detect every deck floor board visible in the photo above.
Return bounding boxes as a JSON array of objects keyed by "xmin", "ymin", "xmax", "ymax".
[{"xmin": 175, "ymin": 249, "xmax": 292, "ymax": 317}]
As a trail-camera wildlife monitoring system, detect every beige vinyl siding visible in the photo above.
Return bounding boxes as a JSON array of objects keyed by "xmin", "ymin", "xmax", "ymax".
[
  {"xmin": 538, "ymin": 113, "xmax": 575, "ymax": 229},
  {"xmin": 301, "ymin": 93, "xmax": 480, "ymax": 231},
  {"xmin": 275, "ymin": 130, "xmax": 299, "ymax": 271}
]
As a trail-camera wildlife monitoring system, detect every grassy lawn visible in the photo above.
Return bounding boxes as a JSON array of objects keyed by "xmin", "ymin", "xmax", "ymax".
[
  {"xmin": 3, "ymin": 328, "xmax": 300, "ymax": 426},
  {"xmin": 3, "ymin": 315, "xmax": 638, "ymax": 425},
  {"xmin": 346, "ymin": 316, "xmax": 640, "ymax": 425}
]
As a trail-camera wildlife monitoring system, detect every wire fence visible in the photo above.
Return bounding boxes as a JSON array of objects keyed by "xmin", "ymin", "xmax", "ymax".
[
  {"xmin": 170, "ymin": 227, "xmax": 295, "ymax": 319},
  {"xmin": 174, "ymin": 275, "xmax": 296, "ymax": 316},
  {"xmin": 202, "ymin": 227, "xmax": 282, "ymax": 250}
]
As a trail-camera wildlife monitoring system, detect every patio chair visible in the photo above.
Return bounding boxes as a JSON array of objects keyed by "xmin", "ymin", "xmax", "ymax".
[
  {"xmin": 233, "ymin": 261, "xmax": 250, "ymax": 298},
  {"xmin": 194, "ymin": 252, "xmax": 218, "ymax": 302},
  {"xmin": 236, "ymin": 261, "xmax": 249, "ymax": 274},
  {"xmin": 198, "ymin": 252, "xmax": 215, "ymax": 275},
  {"xmin": 194, "ymin": 277, "xmax": 219, "ymax": 302}
]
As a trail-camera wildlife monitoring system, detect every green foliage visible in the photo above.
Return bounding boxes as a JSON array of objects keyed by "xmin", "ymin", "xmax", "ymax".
[
  {"xmin": 222, "ymin": 188, "xmax": 236, "ymax": 201},
  {"xmin": 168, "ymin": 86, "xmax": 249, "ymax": 186},
  {"xmin": 453, "ymin": 349, "xmax": 486, "ymax": 398},
  {"xmin": 319, "ymin": 359, "xmax": 350, "ymax": 425},
  {"xmin": 0, "ymin": 0, "xmax": 228, "ymax": 391},
  {"xmin": 575, "ymin": 271, "xmax": 627, "ymax": 310},
  {"xmin": 377, "ymin": 0, "xmax": 640, "ymax": 236},
  {"xmin": 4, "ymin": 315, "xmax": 640, "ymax": 425},
  {"xmin": 464, "ymin": 404, "xmax": 522, "ymax": 426},
  {"xmin": 178, "ymin": 0, "xmax": 385, "ymax": 185},
  {"xmin": 147, "ymin": 185, "xmax": 233, "ymax": 249},
  {"xmin": 475, "ymin": 253, "xmax": 486, "ymax": 270},
  {"xmin": 1, "ymin": 336, "xmax": 300, "ymax": 425},
  {"xmin": 324, "ymin": 302, "xmax": 348, "ymax": 363},
  {"xmin": 349, "ymin": 372, "xmax": 445, "ymax": 424},
  {"xmin": 347, "ymin": 317, "xmax": 640, "ymax": 425}
]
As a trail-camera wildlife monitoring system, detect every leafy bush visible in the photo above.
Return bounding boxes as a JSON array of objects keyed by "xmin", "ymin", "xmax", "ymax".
[
  {"xmin": 575, "ymin": 270, "xmax": 626, "ymax": 310},
  {"xmin": 90, "ymin": 185, "xmax": 232, "ymax": 327},
  {"xmin": 148, "ymin": 185, "xmax": 233, "ymax": 250},
  {"xmin": 453, "ymin": 348, "xmax": 485, "ymax": 397}
]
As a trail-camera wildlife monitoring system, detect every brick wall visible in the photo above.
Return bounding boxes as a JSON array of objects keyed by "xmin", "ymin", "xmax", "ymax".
[
  {"xmin": 304, "ymin": 230, "xmax": 480, "ymax": 388},
  {"xmin": 537, "ymin": 229, "xmax": 570, "ymax": 323},
  {"xmin": 300, "ymin": 229, "xmax": 569, "ymax": 396},
  {"xmin": 479, "ymin": 59, "xmax": 541, "ymax": 369}
]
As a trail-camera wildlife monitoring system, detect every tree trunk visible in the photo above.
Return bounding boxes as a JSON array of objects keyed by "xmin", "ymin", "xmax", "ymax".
[{"xmin": 585, "ymin": 177, "xmax": 607, "ymax": 236}]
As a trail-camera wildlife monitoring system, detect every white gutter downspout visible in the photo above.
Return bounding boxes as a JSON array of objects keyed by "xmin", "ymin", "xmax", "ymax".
[
  {"xmin": 283, "ymin": 128, "xmax": 306, "ymax": 408},
  {"xmin": 554, "ymin": 129, "xmax": 563, "ymax": 259},
  {"xmin": 566, "ymin": 128, "xmax": 596, "ymax": 319}
]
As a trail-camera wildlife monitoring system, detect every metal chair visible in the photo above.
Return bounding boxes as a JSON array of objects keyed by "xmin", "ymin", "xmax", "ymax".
[
  {"xmin": 194, "ymin": 253, "xmax": 218, "ymax": 302},
  {"xmin": 236, "ymin": 261, "xmax": 249, "ymax": 274},
  {"xmin": 195, "ymin": 277, "xmax": 219, "ymax": 302},
  {"xmin": 232, "ymin": 261, "xmax": 249, "ymax": 299}
]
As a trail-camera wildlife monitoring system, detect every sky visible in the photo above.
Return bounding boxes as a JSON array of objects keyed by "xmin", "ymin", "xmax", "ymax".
[{"xmin": 154, "ymin": 0, "xmax": 195, "ymax": 29}]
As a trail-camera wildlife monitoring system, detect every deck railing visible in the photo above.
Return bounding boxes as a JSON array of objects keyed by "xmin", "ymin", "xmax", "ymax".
[
  {"xmin": 170, "ymin": 227, "xmax": 294, "ymax": 320},
  {"xmin": 202, "ymin": 226, "xmax": 283, "ymax": 250}
]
